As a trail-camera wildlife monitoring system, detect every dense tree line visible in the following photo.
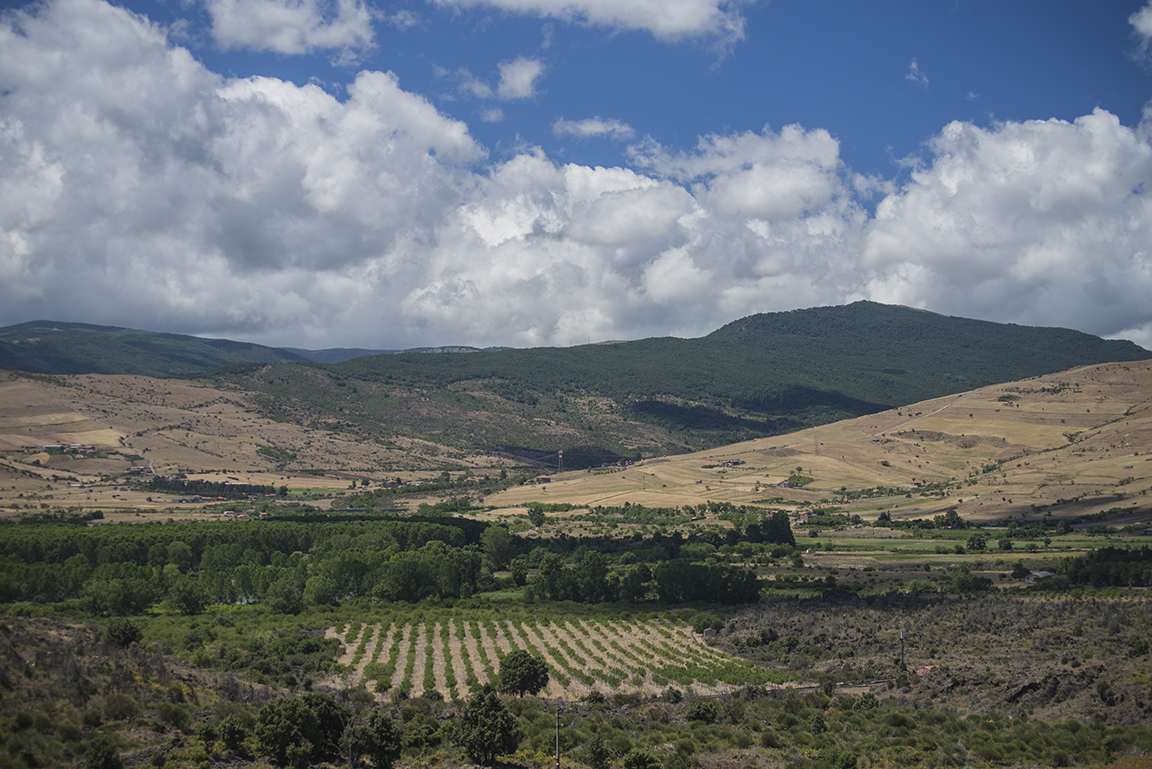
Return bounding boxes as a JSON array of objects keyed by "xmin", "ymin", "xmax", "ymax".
[
  {"xmin": 0, "ymin": 510, "xmax": 798, "ymax": 613},
  {"xmin": 148, "ymin": 476, "xmax": 276, "ymax": 499},
  {"xmin": 1057, "ymin": 545, "xmax": 1152, "ymax": 587},
  {"xmin": 0, "ymin": 518, "xmax": 474, "ymax": 612}
]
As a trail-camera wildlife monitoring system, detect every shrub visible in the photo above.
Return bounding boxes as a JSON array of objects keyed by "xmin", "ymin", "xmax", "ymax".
[
  {"xmin": 584, "ymin": 732, "xmax": 611, "ymax": 769},
  {"xmin": 107, "ymin": 617, "xmax": 143, "ymax": 647},
  {"xmin": 623, "ymin": 748, "xmax": 662, "ymax": 769},
  {"xmin": 103, "ymin": 693, "xmax": 140, "ymax": 722},
  {"xmin": 613, "ymin": 692, "xmax": 642, "ymax": 708},
  {"xmin": 643, "ymin": 704, "xmax": 669, "ymax": 723},
  {"xmin": 816, "ymin": 745, "xmax": 858, "ymax": 769},
  {"xmin": 85, "ymin": 734, "xmax": 124, "ymax": 769},
  {"xmin": 59, "ymin": 721, "xmax": 83, "ymax": 742},
  {"xmin": 217, "ymin": 715, "xmax": 248, "ymax": 751},
  {"xmin": 684, "ymin": 698, "xmax": 720, "ymax": 724},
  {"xmin": 156, "ymin": 702, "xmax": 191, "ymax": 731}
]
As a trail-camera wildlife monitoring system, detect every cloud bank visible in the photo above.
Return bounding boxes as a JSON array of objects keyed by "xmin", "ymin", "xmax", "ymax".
[{"xmin": 1, "ymin": 0, "xmax": 1151, "ymax": 351}]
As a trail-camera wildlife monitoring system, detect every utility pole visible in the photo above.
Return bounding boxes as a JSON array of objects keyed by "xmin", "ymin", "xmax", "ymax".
[
  {"xmin": 900, "ymin": 631, "xmax": 906, "ymax": 673},
  {"xmin": 555, "ymin": 705, "xmax": 564, "ymax": 769}
]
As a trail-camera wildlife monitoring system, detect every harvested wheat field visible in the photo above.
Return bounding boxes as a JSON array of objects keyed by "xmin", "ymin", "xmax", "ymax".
[{"xmin": 322, "ymin": 612, "xmax": 791, "ymax": 702}]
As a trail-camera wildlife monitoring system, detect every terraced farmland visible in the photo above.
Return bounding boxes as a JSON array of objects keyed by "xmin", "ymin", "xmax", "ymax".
[{"xmin": 325, "ymin": 611, "xmax": 792, "ymax": 701}]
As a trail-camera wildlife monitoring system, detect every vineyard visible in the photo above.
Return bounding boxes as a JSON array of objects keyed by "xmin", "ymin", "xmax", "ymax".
[{"xmin": 325, "ymin": 611, "xmax": 793, "ymax": 701}]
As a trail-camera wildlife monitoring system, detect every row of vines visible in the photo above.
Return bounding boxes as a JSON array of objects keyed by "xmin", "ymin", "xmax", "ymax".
[{"xmin": 328, "ymin": 611, "xmax": 794, "ymax": 702}]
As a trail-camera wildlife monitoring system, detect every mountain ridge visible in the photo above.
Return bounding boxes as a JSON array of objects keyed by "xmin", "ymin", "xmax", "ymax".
[{"xmin": 3, "ymin": 303, "xmax": 1148, "ymax": 467}]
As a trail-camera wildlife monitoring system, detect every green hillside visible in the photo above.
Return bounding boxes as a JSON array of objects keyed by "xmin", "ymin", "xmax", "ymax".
[
  {"xmin": 0, "ymin": 321, "xmax": 308, "ymax": 376},
  {"xmin": 200, "ymin": 302, "xmax": 1151, "ymax": 467}
]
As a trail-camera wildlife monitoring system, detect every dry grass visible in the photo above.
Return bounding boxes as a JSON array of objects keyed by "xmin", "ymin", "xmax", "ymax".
[
  {"xmin": 484, "ymin": 361, "xmax": 1152, "ymax": 526},
  {"xmin": 2, "ymin": 360, "xmax": 1150, "ymax": 525}
]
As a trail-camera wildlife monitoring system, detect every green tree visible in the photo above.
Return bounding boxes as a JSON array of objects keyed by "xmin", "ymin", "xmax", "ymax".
[
  {"xmin": 584, "ymin": 732, "xmax": 611, "ymax": 769},
  {"xmin": 966, "ymin": 532, "xmax": 987, "ymax": 551},
  {"xmin": 304, "ymin": 574, "xmax": 338, "ymax": 606},
  {"xmin": 166, "ymin": 540, "xmax": 194, "ymax": 572},
  {"xmin": 85, "ymin": 734, "xmax": 124, "ymax": 769},
  {"xmin": 168, "ymin": 575, "xmax": 206, "ymax": 615},
  {"xmin": 255, "ymin": 693, "xmax": 350, "ymax": 765},
  {"xmin": 265, "ymin": 572, "xmax": 303, "ymax": 614},
  {"xmin": 623, "ymin": 748, "xmax": 662, "ymax": 769},
  {"xmin": 763, "ymin": 511, "xmax": 796, "ymax": 547},
  {"xmin": 481, "ymin": 525, "xmax": 515, "ymax": 570},
  {"xmin": 455, "ymin": 685, "xmax": 519, "ymax": 764},
  {"xmin": 354, "ymin": 709, "xmax": 402, "ymax": 769},
  {"xmin": 499, "ymin": 649, "xmax": 550, "ymax": 697},
  {"xmin": 949, "ymin": 563, "xmax": 991, "ymax": 593},
  {"xmin": 509, "ymin": 558, "xmax": 529, "ymax": 587}
]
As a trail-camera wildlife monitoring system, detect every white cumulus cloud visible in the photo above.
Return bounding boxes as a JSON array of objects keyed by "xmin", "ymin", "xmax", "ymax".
[
  {"xmin": 201, "ymin": 0, "xmax": 375, "ymax": 58},
  {"xmin": 2, "ymin": 0, "xmax": 1152, "ymax": 352},
  {"xmin": 1131, "ymin": 2, "xmax": 1152, "ymax": 56},
  {"xmin": 863, "ymin": 109, "xmax": 1152, "ymax": 343}
]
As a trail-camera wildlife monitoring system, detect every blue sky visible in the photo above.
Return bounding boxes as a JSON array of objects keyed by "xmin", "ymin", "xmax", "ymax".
[{"xmin": 2, "ymin": 0, "xmax": 1152, "ymax": 351}]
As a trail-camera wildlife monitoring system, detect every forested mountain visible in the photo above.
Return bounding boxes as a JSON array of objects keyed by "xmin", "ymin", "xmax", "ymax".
[
  {"xmin": 0, "ymin": 321, "xmax": 307, "ymax": 376},
  {"xmin": 0, "ymin": 321, "xmax": 510, "ymax": 374},
  {"xmin": 198, "ymin": 302, "xmax": 1151, "ymax": 466}
]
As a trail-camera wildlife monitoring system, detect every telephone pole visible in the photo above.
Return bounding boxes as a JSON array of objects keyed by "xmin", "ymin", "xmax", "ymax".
[{"xmin": 555, "ymin": 705, "xmax": 564, "ymax": 769}]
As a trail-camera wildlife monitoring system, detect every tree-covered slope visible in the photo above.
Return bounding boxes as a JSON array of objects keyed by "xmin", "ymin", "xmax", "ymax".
[
  {"xmin": 0, "ymin": 321, "xmax": 308, "ymax": 376},
  {"xmin": 200, "ymin": 302, "xmax": 1151, "ymax": 466}
]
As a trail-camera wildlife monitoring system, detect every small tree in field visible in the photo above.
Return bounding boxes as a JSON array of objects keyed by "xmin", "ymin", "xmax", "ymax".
[
  {"xmin": 456, "ymin": 685, "xmax": 519, "ymax": 764},
  {"xmin": 498, "ymin": 649, "xmax": 550, "ymax": 697}
]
